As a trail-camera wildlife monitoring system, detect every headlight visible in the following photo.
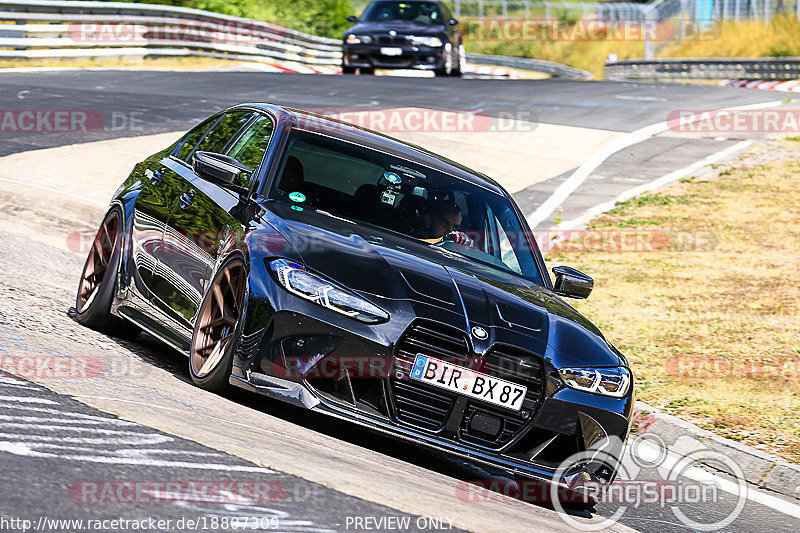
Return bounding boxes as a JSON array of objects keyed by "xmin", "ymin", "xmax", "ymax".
[
  {"xmin": 346, "ymin": 34, "xmax": 372, "ymax": 44},
  {"xmin": 410, "ymin": 36, "xmax": 443, "ymax": 47},
  {"xmin": 269, "ymin": 259, "xmax": 388, "ymax": 324},
  {"xmin": 558, "ymin": 367, "xmax": 631, "ymax": 398}
]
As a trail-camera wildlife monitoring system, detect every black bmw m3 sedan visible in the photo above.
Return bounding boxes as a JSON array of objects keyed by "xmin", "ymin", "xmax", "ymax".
[
  {"xmin": 76, "ymin": 103, "xmax": 634, "ymax": 504},
  {"xmin": 342, "ymin": 0, "xmax": 465, "ymax": 76}
]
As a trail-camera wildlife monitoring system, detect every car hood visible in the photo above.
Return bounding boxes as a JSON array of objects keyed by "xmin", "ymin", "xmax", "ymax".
[
  {"xmin": 261, "ymin": 203, "xmax": 623, "ymax": 368},
  {"xmin": 346, "ymin": 21, "xmax": 445, "ymax": 37}
]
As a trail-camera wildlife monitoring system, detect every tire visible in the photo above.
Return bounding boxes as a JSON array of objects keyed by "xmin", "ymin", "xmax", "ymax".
[
  {"xmin": 189, "ymin": 258, "xmax": 247, "ymax": 392},
  {"xmin": 358, "ymin": 67, "xmax": 375, "ymax": 75},
  {"xmin": 75, "ymin": 208, "xmax": 140, "ymax": 338},
  {"xmin": 342, "ymin": 65, "xmax": 356, "ymax": 74},
  {"xmin": 513, "ymin": 475, "xmax": 597, "ymax": 512}
]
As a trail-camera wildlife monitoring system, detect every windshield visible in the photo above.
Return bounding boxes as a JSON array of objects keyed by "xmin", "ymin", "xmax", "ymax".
[
  {"xmin": 361, "ymin": 1, "xmax": 443, "ymax": 24},
  {"xmin": 268, "ymin": 131, "xmax": 542, "ymax": 283}
]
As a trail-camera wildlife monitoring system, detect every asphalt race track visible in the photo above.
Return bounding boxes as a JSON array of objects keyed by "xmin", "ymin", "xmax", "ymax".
[{"xmin": 0, "ymin": 69, "xmax": 799, "ymax": 533}]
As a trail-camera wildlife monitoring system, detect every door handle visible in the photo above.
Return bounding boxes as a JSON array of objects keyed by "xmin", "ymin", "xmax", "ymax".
[{"xmin": 179, "ymin": 189, "xmax": 195, "ymax": 209}]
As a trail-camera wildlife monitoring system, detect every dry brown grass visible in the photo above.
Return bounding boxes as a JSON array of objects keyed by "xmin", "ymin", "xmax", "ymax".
[{"xmin": 544, "ymin": 137, "xmax": 800, "ymax": 462}]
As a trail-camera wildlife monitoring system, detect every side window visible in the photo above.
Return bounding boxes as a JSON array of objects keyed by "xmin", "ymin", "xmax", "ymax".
[
  {"xmin": 226, "ymin": 114, "xmax": 275, "ymax": 188},
  {"xmin": 193, "ymin": 110, "xmax": 253, "ymax": 156},
  {"xmin": 176, "ymin": 116, "xmax": 218, "ymax": 163}
]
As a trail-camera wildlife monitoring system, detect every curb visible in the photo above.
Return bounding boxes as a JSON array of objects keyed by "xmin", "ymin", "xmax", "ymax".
[
  {"xmin": 633, "ymin": 401, "xmax": 800, "ymax": 501},
  {"xmin": 721, "ymin": 79, "xmax": 800, "ymax": 92}
]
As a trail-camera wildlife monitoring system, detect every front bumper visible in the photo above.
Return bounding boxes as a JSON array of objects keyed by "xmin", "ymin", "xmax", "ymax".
[
  {"xmin": 230, "ymin": 291, "xmax": 633, "ymax": 486},
  {"xmin": 342, "ymin": 44, "xmax": 446, "ymax": 70}
]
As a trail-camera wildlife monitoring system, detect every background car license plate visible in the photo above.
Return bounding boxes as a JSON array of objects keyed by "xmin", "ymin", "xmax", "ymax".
[
  {"xmin": 409, "ymin": 354, "xmax": 527, "ymax": 411},
  {"xmin": 380, "ymin": 47, "xmax": 403, "ymax": 56}
]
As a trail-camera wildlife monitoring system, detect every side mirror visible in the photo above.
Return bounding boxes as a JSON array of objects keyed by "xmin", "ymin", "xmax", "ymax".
[
  {"xmin": 346, "ymin": 15, "xmax": 358, "ymax": 23},
  {"xmin": 552, "ymin": 266, "xmax": 593, "ymax": 299},
  {"xmin": 447, "ymin": 18, "xmax": 458, "ymax": 25},
  {"xmin": 192, "ymin": 151, "xmax": 251, "ymax": 190}
]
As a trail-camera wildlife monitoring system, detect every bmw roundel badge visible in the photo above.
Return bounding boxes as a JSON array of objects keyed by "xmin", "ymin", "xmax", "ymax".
[{"xmin": 471, "ymin": 326, "xmax": 488, "ymax": 340}]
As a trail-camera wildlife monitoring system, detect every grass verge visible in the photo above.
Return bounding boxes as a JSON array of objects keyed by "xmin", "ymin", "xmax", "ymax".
[
  {"xmin": 465, "ymin": 14, "xmax": 800, "ymax": 79},
  {"xmin": 544, "ymin": 136, "xmax": 800, "ymax": 462}
]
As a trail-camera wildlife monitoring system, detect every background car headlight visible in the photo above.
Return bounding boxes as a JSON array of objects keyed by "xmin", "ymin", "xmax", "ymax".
[
  {"xmin": 410, "ymin": 36, "xmax": 443, "ymax": 47},
  {"xmin": 558, "ymin": 367, "xmax": 631, "ymax": 398},
  {"xmin": 346, "ymin": 34, "xmax": 372, "ymax": 44},
  {"xmin": 269, "ymin": 259, "xmax": 388, "ymax": 324}
]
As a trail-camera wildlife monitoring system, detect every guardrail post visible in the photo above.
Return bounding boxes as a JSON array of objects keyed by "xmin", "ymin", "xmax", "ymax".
[{"xmin": 502, "ymin": 0, "xmax": 508, "ymax": 17}]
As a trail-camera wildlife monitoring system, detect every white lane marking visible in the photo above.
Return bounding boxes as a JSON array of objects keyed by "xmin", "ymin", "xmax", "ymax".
[
  {"xmin": 0, "ymin": 409, "xmax": 139, "ymax": 424},
  {"xmin": 0, "ymin": 176, "xmax": 107, "ymax": 206},
  {"xmin": 638, "ymin": 442, "xmax": 800, "ymax": 520},
  {"xmin": 1, "ymin": 433, "xmax": 173, "ymax": 445},
  {"xmin": 0, "ymin": 422, "xmax": 163, "ymax": 434},
  {"xmin": 0, "ymin": 441, "xmax": 276, "ymax": 472},
  {"xmin": 615, "ymin": 95, "xmax": 667, "ymax": 102},
  {"xmin": 16, "ymin": 90, "xmax": 29, "ymax": 99},
  {"xmin": 0, "ymin": 377, "xmax": 30, "ymax": 386},
  {"xmin": 558, "ymin": 139, "xmax": 753, "ymax": 230},
  {"xmin": 526, "ymin": 99, "xmax": 785, "ymax": 229},
  {"xmin": 0, "ymin": 396, "xmax": 58, "ymax": 404}
]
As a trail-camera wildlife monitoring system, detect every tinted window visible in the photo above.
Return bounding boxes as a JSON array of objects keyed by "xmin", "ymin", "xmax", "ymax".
[
  {"xmin": 193, "ymin": 110, "xmax": 253, "ymax": 156},
  {"xmin": 226, "ymin": 114, "xmax": 275, "ymax": 188},
  {"xmin": 176, "ymin": 116, "xmax": 218, "ymax": 162},
  {"xmin": 269, "ymin": 131, "xmax": 541, "ymax": 282},
  {"xmin": 361, "ymin": 1, "xmax": 443, "ymax": 24}
]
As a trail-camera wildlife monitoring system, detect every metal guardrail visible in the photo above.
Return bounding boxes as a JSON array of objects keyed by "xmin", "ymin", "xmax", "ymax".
[
  {"xmin": 467, "ymin": 53, "xmax": 592, "ymax": 79},
  {"xmin": 0, "ymin": 0, "xmax": 343, "ymax": 64},
  {"xmin": 604, "ymin": 58, "xmax": 800, "ymax": 80},
  {"xmin": 0, "ymin": 0, "xmax": 590, "ymax": 78}
]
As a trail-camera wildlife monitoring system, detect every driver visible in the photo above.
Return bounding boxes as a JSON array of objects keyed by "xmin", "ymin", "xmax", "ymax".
[{"xmin": 420, "ymin": 201, "xmax": 474, "ymax": 246}]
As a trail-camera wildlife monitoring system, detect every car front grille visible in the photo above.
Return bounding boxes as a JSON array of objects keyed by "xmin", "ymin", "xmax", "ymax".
[
  {"xmin": 459, "ymin": 345, "xmax": 544, "ymax": 449},
  {"xmin": 390, "ymin": 321, "xmax": 468, "ymax": 430},
  {"xmin": 390, "ymin": 321, "xmax": 544, "ymax": 448},
  {"xmin": 377, "ymin": 35, "xmax": 410, "ymax": 45}
]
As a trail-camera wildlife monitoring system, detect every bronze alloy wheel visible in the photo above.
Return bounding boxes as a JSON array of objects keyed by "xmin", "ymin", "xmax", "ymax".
[
  {"xmin": 77, "ymin": 210, "xmax": 120, "ymax": 313},
  {"xmin": 190, "ymin": 261, "xmax": 246, "ymax": 382}
]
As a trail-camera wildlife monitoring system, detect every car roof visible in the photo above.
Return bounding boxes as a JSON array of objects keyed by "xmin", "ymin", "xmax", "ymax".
[{"xmin": 233, "ymin": 103, "xmax": 506, "ymax": 196}]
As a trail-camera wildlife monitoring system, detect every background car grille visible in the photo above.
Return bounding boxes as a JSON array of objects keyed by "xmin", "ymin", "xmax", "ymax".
[
  {"xmin": 390, "ymin": 321, "xmax": 544, "ymax": 448},
  {"xmin": 377, "ymin": 35, "xmax": 410, "ymax": 45},
  {"xmin": 390, "ymin": 321, "xmax": 468, "ymax": 430}
]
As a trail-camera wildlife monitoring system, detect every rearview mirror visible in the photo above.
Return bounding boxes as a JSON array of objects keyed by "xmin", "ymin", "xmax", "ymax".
[
  {"xmin": 552, "ymin": 266, "xmax": 593, "ymax": 299},
  {"xmin": 346, "ymin": 15, "xmax": 358, "ymax": 23},
  {"xmin": 447, "ymin": 18, "xmax": 458, "ymax": 25},
  {"xmin": 192, "ymin": 151, "xmax": 251, "ymax": 188}
]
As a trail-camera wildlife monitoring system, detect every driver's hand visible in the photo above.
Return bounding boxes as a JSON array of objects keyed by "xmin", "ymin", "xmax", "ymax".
[{"xmin": 448, "ymin": 231, "xmax": 474, "ymax": 247}]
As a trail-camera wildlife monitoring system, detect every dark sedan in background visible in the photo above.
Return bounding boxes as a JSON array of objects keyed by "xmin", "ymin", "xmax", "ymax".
[
  {"xmin": 342, "ymin": 0, "xmax": 465, "ymax": 76},
  {"xmin": 76, "ymin": 103, "xmax": 633, "ymax": 506}
]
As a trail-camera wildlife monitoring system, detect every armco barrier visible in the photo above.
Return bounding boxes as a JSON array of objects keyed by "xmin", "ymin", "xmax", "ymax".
[
  {"xmin": 605, "ymin": 57, "xmax": 800, "ymax": 80},
  {"xmin": 0, "ymin": 0, "xmax": 342, "ymax": 64},
  {"xmin": 466, "ymin": 53, "xmax": 592, "ymax": 79},
  {"xmin": 0, "ymin": 0, "xmax": 590, "ymax": 78}
]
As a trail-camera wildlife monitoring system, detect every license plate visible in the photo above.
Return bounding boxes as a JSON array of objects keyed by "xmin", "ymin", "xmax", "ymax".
[
  {"xmin": 409, "ymin": 354, "xmax": 527, "ymax": 411},
  {"xmin": 380, "ymin": 47, "xmax": 403, "ymax": 56}
]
